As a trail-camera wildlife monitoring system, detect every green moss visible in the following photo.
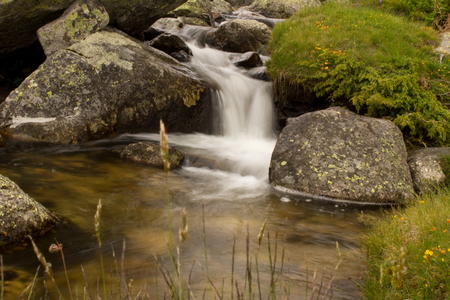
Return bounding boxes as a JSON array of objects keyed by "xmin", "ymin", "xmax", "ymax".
[
  {"xmin": 269, "ymin": 2, "xmax": 450, "ymax": 146},
  {"xmin": 363, "ymin": 188, "xmax": 450, "ymax": 299},
  {"xmin": 358, "ymin": 0, "xmax": 450, "ymax": 29}
]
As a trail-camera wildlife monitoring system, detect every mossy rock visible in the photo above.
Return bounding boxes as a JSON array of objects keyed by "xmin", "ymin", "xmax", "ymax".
[
  {"xmin": 269, "ymin": 2, "xmax": 450, "ymax": 146},
  {"xmin": 205, "ymin": 19, "xmax": 271, "ymax": 53},
  {"xmin": 269, "ymin": 107, "xmax": 415, "ymax": 205},
  {"xmin": 171, "ymin": 0, "xmax": 233, "ymax": 24},
  {"xmin": 0, "ymin": 0, "xmax": 188, "ymax": 54},
  {"xmin": 247, "ymin": 0, "xmax": 320, "ymax": 18},
  {"xmin": 0, "ymin": 174, "xmax": 58, "ymax": 247},
  {"xmin": 408, "ymin": 147, "xmax": 450, "ymax": 193},
  {"xmin": 0, "ymin": 30, "xmax": 211, "ymax": 146},
  {"xmin": 37, "ymin": 0, "xmax": 109, "ymax": 56}
]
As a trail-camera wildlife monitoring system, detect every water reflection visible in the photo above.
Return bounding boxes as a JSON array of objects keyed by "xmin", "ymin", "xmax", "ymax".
[{"xmin": 0, "ymin": 148, "xmax": 368, "ymax": 299}]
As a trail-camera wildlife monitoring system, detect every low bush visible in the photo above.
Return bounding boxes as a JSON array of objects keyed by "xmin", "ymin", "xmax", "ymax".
[
  {"xmin": 269, "ymin": 2, "xmax": 450, "ymax": 146},
  {"xmin": 363, "ymin": 188, "xmax": 450, "ymax": 299}
]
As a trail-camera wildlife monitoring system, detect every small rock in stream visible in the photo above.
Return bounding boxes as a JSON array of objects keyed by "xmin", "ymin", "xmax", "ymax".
[{"xmin": 120, "ymin": 142, "xmax": 185, "ymax": 169}]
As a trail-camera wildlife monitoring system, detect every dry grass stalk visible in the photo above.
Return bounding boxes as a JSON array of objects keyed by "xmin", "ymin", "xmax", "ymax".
[{"xmin": 160, "ymin": 120, "xmax": 171, "ymax": 172}]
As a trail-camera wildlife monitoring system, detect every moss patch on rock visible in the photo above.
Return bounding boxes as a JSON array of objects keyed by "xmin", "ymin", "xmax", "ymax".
[{"xmin": 269, "ymin": 2, "xmax": 450, "ymax": 146}]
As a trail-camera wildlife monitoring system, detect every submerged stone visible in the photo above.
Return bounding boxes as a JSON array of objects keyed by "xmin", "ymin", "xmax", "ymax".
[
  {"xmin": 269, "ymin": 107, "xmax": 414, "ymax": 205},
  {"xmin": 120, "ymin": 142, "xmax": 185, "ymax": 169},
  {"xmin": 0, "ymin": 174, "xmax": 58, "ymax": 247}
]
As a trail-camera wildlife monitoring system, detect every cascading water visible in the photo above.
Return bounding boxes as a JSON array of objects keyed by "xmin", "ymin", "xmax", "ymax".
[{"xmin": 125, "ymin": 41, "xmax": 277, "ymax": 200}]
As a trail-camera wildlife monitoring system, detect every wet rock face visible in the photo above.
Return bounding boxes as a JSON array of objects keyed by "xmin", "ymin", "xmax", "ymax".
[
  {"xmin": 247, "ymin": 0, "xmax": 320, "ymax": 18},
  {"xmin": 0, "ymin": 0, "xmax": 187, "ymax": 54},
  {"xmin": 146, "ymin": 33, "xmax": 193, "ymax": 62},
  {"xmin": 37, "ymin": 0, "xmax": 110, "ymax": 56},
  {"xmin": 120, "ymin": 142, "xmax": 185, "ymax": 169},
  {"xmin": 205, "ymin": 19, "xmax": 271, "ymax": 53},
  {"xmin": 269, "ymin": 107, "xmax": 415, "ymax": 204},
  {"xmin": 0, "ymin": 30, "xmax": 211, "ymax": 146},
  {"xmin": 0, "ymin": 174, "xmax": 58, "ymax": 247},
  {"xmin": 230, "ymin": 51, "xmax": 263, "ymax": 69},
  {"xmin": 408, "ymin": 147, "xmax": 450, "ymax": 194}
]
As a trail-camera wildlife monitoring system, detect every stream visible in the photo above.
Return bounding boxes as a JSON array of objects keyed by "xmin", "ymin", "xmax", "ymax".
[{"xmin": 0, "ymin": 35, "xmax": 368, "ymax": 299}]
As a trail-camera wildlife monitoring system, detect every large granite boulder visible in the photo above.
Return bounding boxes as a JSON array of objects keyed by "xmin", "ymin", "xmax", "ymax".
[
  {"xmin": 120, "ymin": 141, "xmax": 185, "ymax": 169},
  {"xmin": 0, "ymin": 174, "xmax": 58, "ymax": 247},
  {"xmin": 269, "ymin": 107, "xmax": 415, "ymax": 205},
  {"xmin": 224, "ymin": 0, "xmax": 253, "ymax": 7},
  {"xmin": 0, "ymin": 30, "xmax": 211, "ymax": 146},
  {"xmin": 408, "ymin": 147, "xmax": 450, "ymax": 194},
  {"xmin": 0, "ymin": 0, "xmax": 187, "ymax": 54},
  {"xmin": 171, "ymin": 0, "xmax": 233, "ymax": 25},
  {"xmin": 37, "ymin": 0, "xmax": 109, "ymax": 56},
  {"xmin": 246, "ymin": 0, "xmax": 320, "ymax": 18},
  {"xmin": 205, "ymin": 19, "xmax": 271, "ymax": 53}
]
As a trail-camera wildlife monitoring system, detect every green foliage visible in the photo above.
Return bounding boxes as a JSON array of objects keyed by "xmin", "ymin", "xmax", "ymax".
[
  {"xmin": 363, "ymin": 189, "xmax": 450, "ymax": 299},
  {"xmin": 269, "ymin": 2, "xmax": 450, "ymax": 146},
  {"xmin": 359, "ymin": 0, "xmax": 450, "ymax": 29}
]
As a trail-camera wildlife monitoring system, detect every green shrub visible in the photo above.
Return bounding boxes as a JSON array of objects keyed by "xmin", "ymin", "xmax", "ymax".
[
  {"xmin": 269, "ymin": 2, "xmax": 450, "ymax": 146},
  {"xmin": 359, "ymin": 0, "xmax": 450, "ymax": 29},
  {"xmin": 363, "ymin": 189, "xmax": 450, "ymax": 299}
]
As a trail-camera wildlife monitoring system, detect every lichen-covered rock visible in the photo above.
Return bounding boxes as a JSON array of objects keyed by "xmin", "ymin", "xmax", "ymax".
[
  {"xmin": 408, "ymin": 147, "xmax": 450, "ymax": 194},
  {"xmin": 37, "ymin": 0, "xmax": 109, "ymax": 56},
  {"xmin": 205, "ymin": 19, "xmax": 271, "ymax": 53},
  {"xmin": 0, "ymin": 0, "xmax": 188, "ymax": 54},
  {"xmin": 146, "ymin": 33, "xmax": 192, "ymax": 62},
  {"xmin": 0, "ymin": 30, "xmax": 211, "ymax": 146},
  {"xmin": 0, "ymin": 174, "xmax": 58, "ymax": 247},
  {"xmin": 224, "ymin": 0, "xmax": 253, "ymax": 7},
  {"xmin": 247, "ymin": 0, "xmax": 320, "ymax": 18},
  {"xmin": 269, "ymin": 107, "xmax": 414, "ymax": 205},
  {"xmin": 436, "ymin": 32, "xmax": 449, "ymax": 57},
  {"xmin": 171, "ymin": 0, "xmax": 233, "ymax": 25},
  {"xmin": 120, "ymin": 142, "xmax": 185, "ymax": 168}
]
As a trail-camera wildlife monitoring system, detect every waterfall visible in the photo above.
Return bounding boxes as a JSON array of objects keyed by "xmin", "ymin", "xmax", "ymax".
[
  {"xmin": 124, "ymin": 41, "xmax": 277, "ymax": 199},
  {"xmin": 188, "ymin": 43, "xmax": 275, "ymax": 139}
]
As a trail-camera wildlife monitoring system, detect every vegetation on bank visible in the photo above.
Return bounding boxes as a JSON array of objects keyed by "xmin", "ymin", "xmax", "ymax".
[
  {"xmin": 268, "ymin": 2, "xmax": 450, "ymax": 146},
  {"xmin": 359, "ymin": 0, "xmax": 450, "ymax": 29},
  {"xmin": 363, "ymin": 188, "xmax": 450, "ymax": 299}
]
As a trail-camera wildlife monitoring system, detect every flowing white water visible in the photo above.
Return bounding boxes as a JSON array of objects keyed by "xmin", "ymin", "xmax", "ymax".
[{"xmin": 125, "ymin": 43, "xmax": 277, "ymax": 200}]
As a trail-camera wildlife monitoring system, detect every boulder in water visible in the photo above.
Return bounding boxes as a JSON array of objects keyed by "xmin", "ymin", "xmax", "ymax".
[
  {"xmin": 0, "ymin": 0, "xmax": 187, "ymax": 54},
  {"xmin": 120, "ymin": 142, "xmax": 185, "ymax": 169},
  {"xmin": 0, "ymin": 174, "xmax": 58, "ymax": 247},
  {"xmin": 408, "ymin": 147, "xmax": 450, "ymax": 194},
  {"xmin": 246, "ymin": 0, "xmax": 320, "ymax": 18},
  {"xmin": 37, "ymin": 0, "xmax": 109, "ymax": 56},
  {"xmin": 205, "ymin": 19, "xmax": 271, "ymax": 53},
  {"xmin": 0, "ymin": 30, "xmax": 211, "ymax": 146},
  {"xmin": 230, "ymin": 51, "xmax": 263, "ymax": 68},
  {"xmin": 269, "ymin": 107, "xmax": 414, "ymax": 205},
  {"xmin": 146, "ymin": 33, "xmax": 193, "ymax": 62}
]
